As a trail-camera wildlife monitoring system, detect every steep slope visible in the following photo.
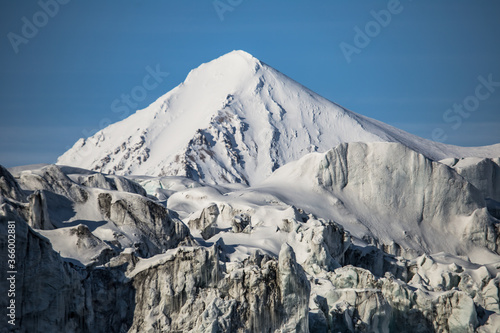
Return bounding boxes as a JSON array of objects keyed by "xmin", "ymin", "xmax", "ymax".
[
  {"xmin": 6, "ymin": 164, "xmax": 192, "ymax": 265},
  {"xmin": 441, "ymin": 157, "xmax": 500, "ymax": 202},
  {"xmin": 57, "ymin": 50, "xmax": 500, "ymax": 185},
  {"xmin": 259, "ymin": 142, "xmax": 500, "ymax": 259},
  {"xmin": 3, "ymin": 161, "xmax": 500, "ymax": 332}
]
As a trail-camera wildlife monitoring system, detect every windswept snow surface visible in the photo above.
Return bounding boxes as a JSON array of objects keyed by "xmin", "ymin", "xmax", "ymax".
[
  {"xmin": 57, "ymin": 50, "xmax": 500, "ymax": 185},
  {"xmin": 153, "ymin": 142, "xmax": 499, "ymax": 263},
  {"xmin": 258, "ymin": 142, "xmax": 499, "ymax": 259}
]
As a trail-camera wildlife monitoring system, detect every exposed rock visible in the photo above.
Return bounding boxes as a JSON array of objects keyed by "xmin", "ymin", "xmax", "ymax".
[{"xmin": 57, "ymin": 50, "xmax": 500, "ymax": 185}]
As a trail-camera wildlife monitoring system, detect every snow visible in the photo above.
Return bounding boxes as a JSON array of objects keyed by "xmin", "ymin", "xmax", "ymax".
[
  {"xmin": 127, "ymin": 247, "xmax": 181, "ymax": 278},
  {"xmin": 5, "ymin": 50, "xmax": 500, "ymax": 332},
  {"xmin": 37, "ymin": 226, "xmax": 110, "ymax": 266},
  {"xmin": 154, "ymin": 141, "xmax": 497, "ymax": 264},
  {"xmin": 57, "ymin": 50, "xmax": 500, "ymax": 186}
]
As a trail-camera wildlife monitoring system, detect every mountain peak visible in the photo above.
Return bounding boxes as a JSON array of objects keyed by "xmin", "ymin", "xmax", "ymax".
[
  {"xmin": 57, "ymin": 52, "xmax": 500, "ymax": 184},
  {"xmin": 221, "ymin": 49, "xmax": 257, "ymax": 61},
  {"xmin": 207, "ymin": 49, "xmax": 260, "ymax": 69},
  {"xmin": 181, "ymin": 50, "xmax": 263, "ymax": 96}
]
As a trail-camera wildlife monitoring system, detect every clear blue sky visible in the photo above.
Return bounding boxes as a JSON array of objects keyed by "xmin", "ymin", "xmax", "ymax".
[{"xmin": 1, "ymin": 0, "xmax": 499, "ymax": 167}]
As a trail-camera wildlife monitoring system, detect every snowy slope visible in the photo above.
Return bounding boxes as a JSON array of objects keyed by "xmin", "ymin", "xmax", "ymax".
[
  {"xmin": 160, "ymin": 143, "xmax": 500, "ymax": 263},
  {"xmin": 3, "ymin": 159, "xmax": 500, "ymax": 331},
  {"xmin": 58, "ymin": 50, "xmax": 500, "ymax": 185},
  {"xmin": 257, "ymin": 142, "xmax": 499, "ymax": 259}
]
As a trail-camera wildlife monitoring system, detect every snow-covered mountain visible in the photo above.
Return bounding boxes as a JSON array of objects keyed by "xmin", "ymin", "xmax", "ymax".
[
  {"xmin": 57, "ymin": 50, "xmax": 500, "ymax": 185},
  {"xmin": 4, "ymin": 51, "xmax": 500, "ymax": 332}
]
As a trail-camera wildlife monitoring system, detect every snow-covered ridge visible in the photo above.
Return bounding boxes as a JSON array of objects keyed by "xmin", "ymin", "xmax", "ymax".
[
  {"xmin": 7, "ymin": 50, "xmax": 500, "ymax": 332},
  {"xmin": 57, "ymin": 50, "xmax": 500, "ymax": 185},
  {"xmin": 3, "ymin": 150, "xmax": 500, "ymax": 331},
  {"xmin": 260, "ymin": 142, "xmax": 499, "ymax": 259}
]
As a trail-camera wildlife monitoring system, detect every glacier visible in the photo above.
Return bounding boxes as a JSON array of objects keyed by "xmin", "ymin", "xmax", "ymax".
[{"xmin": 1, "ymin": 50, "xmax": 500, "ymax": 332}]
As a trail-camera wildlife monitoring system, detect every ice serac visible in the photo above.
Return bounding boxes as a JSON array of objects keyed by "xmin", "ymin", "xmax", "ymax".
[
  {"xmin": 57, "ymin": 50, "xmax": 500, "ymax": 185},
  {"xmin": 7, "ymin": 164, "xmax": 193, "ymax": 264},
  {"xmin": 129, "ymin": 242, "xmax": 310, "ymax": 332},
  {"xmin": 0, "ymin": 165, "xmax": 26, "ymax": 202},
  {"xmin": 278, "ymin": 243, "xmax": 310, "ymax": 332},
  {"xmin": 0, "ymin": 217, "xmax": 136, "ymax": 333},
  {"xmin": 264, "ymin": 142, "xmax": 500, "ymax": 257},
  {"xmin": 441, "ymin": 157, "xmax": 500, "ymax": 202},
  {"xmin": 2, "ymin": 162, "xmax": 500, "ymax": 332}
]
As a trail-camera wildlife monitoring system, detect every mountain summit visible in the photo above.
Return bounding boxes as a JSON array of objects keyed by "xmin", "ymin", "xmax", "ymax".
[{"xmin": 58, "ymin": 50, "xmax": 500, "ymax": 185}]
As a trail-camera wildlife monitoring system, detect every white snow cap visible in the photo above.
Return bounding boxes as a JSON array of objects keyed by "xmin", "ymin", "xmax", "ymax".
[{"xmin": 58, "ymin": 50, "xmax": 500, "ymax": 185}]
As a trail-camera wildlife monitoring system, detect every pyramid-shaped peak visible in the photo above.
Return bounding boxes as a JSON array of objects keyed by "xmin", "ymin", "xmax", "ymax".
[
  {"xmin": 202, "ymin": 50, "xmax": 262, "ymax": 73},
  {"xmin": 58, "ymin": 50, "xmax": 500, "ymax": 185},
  {"xmin": 182, "ymin": 50, "xmax": 264, "ymax": 91},
  {"xmin": 220, "ymin": 50, "xmax": 258, "ymax": 61}
]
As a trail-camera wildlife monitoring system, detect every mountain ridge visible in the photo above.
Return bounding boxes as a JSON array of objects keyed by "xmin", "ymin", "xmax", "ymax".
[{"xmin": 57, "ymin": 50, "xmax": 500, "ymax": 185}]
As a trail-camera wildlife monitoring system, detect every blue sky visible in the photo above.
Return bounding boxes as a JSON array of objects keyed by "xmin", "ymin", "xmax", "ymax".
[{"xmin": 1, "ymin": 0, "xmax": 499, "ymax": 167}]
